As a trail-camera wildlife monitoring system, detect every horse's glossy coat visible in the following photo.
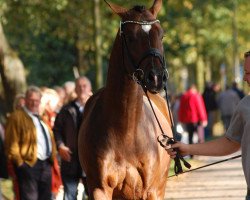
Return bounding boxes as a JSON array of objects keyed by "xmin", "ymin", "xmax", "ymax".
[{"xmin": 78, "ymin": 1, "xmax": 172, "ymax": 199}]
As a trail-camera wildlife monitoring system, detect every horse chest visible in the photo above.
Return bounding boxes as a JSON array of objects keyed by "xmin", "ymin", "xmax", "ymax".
[{"xmin": 110, "ymin": 160, "xmax": 160, "ymax": 199}]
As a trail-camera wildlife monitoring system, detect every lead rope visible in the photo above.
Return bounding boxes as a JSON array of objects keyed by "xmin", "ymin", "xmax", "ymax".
[
  {"xmin": 163, "ymin": 86, "xmax": 191, "ymax": 174},
  {"xmin": 142, "ymin": 85, "xmax": 191, "ymax": 176},
  {"xmin": 168, "ymin": 154, "xmax": 241, "ymax": 178}
]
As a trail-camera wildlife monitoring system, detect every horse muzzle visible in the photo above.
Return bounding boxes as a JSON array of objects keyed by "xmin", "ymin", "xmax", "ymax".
[{"xmin": 143, "ymin": 68, "xmax": 167, "ymax": 93}]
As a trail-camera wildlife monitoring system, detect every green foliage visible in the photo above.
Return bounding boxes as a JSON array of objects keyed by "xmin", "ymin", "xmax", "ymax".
[
  {"xmin": 0, "ymin": 179, "xmax": 14, "ymax": 200},
  {"xmin": 2, "ymin": 0, "xmax": 94, "ymax": 87},
  {"xmin": 0, "ymin": 0, "xmax": 250, "ymax": 92}
]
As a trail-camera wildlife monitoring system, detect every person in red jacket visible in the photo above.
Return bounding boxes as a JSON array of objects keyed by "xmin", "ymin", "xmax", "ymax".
[{"xmin": 178, "ymin": 84, "xmax": 207, "ymax": 144}]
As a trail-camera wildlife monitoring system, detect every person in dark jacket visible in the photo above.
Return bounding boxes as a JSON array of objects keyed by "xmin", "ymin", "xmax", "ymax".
[
  {"xmin": 53, "ymin": 76, "xmax": 92, "ymax": 200},
  {"xmin": 232, "ymin": 81, "xmax": 245, "ymax": 99},
  {"xmin": 202, "ymin": 82, "xmax": 219, "ymax": 139}
]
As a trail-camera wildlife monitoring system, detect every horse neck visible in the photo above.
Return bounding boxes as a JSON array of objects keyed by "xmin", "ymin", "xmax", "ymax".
[{"xmin": 104, "ymin": 36, "xmax": 144, "ymax": 132}]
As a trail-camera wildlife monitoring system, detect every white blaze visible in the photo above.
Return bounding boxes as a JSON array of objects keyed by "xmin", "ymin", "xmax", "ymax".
[{"xmin": 142, "ymin": 24, "xmax": 152, "ymax": 34}]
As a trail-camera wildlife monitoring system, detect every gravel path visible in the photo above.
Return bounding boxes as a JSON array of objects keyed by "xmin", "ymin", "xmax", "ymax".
[{"xmin": 164, "ymin": 153, "xmax": 246, "ymax": 200}]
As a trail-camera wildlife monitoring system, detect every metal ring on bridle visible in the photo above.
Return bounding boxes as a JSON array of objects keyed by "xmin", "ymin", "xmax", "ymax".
[{"xmin": 132, "ymin": 69, "xmax": 144, "ymax": 84}]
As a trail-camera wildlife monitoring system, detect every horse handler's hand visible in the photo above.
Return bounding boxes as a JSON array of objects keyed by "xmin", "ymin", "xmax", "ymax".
[
  {"xmin": 166, "ymin": 147, "xmax": 177, "ymax": 159},
  {"xmin": 165, "ymin": 142, "xmax": 190, "ymax": 159}
]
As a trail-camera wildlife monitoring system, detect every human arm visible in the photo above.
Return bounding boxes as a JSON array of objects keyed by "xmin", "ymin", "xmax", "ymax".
[
  {"xmin": 58, "ymin": 144, "xmax": 72, "ymax": 162},
  {"xmin": 167, "ymin": 136, "xmax": 240, "ymax": 158},
  {"xmin": 53, "ymin": 108, "xmax": 72, "ymax": 162}
]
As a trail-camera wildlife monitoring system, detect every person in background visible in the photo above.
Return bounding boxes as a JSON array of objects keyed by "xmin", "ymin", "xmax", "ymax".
[
  {"xmin": 217, "ymin": 85, "xmax": 240, "ymax": 131},
  {"xmin": 232, "ymin": 81, "xmax": 245, "ymax": 99},
  {"xmin": 178, "ymin": 84, "xmax": 207, "ymax": 144},
  {"xmin": 53, "ymin": 76, "xmax": 92, "ymax": 200},
  {"xmin": 6, "ymin": 93, "xmax": 26, "ymax": 200},
  {"xmin": 0, "ymin": 122, "xmax": 8, "ymax": 200},
  {"xmin": 202, "ymin": 82, "xmax": 219, "ymax": 139},
  {"xmin": 5, "ymin": 86, "xmax": 57, "ymax": 200},
  {"xmin": 40, "ymin": 87, "xmax": 62, "ymax": 200},
  {"xmin": 171, "ymin": 93, "xmax": 183, "ymax": 141},
  {"xmin": 40, "ymin": 87, "xmax": 60, "ymax": 129},
  {"xmin": 13, "ymin": 94, "xmax": 25, "ymax": 111},
  {"xmin": 167, "ymin": 50, "xmax": 250, "ymax": 200},
  {"xmin": 63, "ymin": 81, "xmax": 76, "ymax": 104},
  {"xmin": 54, "ymin": 86, "xmax": 66, "ymax": 112}
]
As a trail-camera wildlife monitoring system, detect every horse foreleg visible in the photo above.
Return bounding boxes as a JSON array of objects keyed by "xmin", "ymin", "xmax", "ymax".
[
  {"xmin": 88, "ymin": 188, "xmax": 112, "ymax": 200},
  {"xmin": 146, "ymin": 191, "xmax": 164, "ymax": 200}
]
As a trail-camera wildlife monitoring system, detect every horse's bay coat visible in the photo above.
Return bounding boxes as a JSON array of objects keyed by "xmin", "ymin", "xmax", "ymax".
[{"xmin": 78, "ymin": 1, "xmax": 172, "ymax": 199}]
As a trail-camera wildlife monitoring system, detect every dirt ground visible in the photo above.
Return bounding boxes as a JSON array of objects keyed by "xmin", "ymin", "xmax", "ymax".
[{"xmin": 164, "ymin": 153, "xmax": 246, "ymax": 200}]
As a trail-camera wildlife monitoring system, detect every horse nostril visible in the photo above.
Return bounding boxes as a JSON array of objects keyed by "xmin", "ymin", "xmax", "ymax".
[{"xmin": 147, "ymin": 71, "xmax": 157, "ymax": 83}]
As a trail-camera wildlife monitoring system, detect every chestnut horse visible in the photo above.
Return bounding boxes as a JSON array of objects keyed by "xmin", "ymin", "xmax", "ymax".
[{"xmin": 78, "ymin": 0, "xmax": 173, "ymax": 199}]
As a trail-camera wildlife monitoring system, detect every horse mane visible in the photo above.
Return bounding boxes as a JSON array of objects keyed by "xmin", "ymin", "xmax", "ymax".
[{"xmin": 133, "ymin": 5, "xmax": 146, "ymax": 13}]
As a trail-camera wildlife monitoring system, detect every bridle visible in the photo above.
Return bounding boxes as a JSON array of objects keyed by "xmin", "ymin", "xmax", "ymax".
[
  {"xmin": 119, "ymin": 18, "xmax": 242, "ymax": 177},
  {"xmin": 120, "ymin": 19, "xmax": 168, "ymax": 85},
  {"xmin": 120, "ymin": 19, "xmax": 191, "ymax": 175}
]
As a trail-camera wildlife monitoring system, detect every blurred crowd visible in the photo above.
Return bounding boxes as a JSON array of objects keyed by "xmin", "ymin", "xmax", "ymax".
[
  {"xmin": 171, "ymin": 81, "xmax": 245, "ymax": 145},
  {"xmin": 0, "ymin": 76, "xmax": 92, "ymax": 200}
]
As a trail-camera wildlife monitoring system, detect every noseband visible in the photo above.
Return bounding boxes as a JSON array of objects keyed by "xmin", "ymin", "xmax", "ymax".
[{"xmin": 120, "ymin": 19, "xmax": 169, "ymax": 84}]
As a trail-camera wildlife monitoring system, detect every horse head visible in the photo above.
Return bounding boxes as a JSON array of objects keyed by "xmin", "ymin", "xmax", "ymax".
[{"xmin": 105, "ymin": 0, "xmax": 167, "ymax": 94}]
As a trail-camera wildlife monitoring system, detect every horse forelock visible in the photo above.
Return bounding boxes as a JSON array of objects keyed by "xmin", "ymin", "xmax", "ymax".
[
  {"xmin": 123, "ymin": 5, "xmax": 155, "ymax": 22},
  {"xmin": 133, "ymin": 5, "xmax": 146, "ymax": 13}
]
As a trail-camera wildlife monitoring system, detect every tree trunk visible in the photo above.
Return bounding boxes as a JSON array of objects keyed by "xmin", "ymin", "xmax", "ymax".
[
  {"xmin": 232, "ymin": 1, "xmax": 240, "ymax": 85},
  {"xmin": 93, "ymin": 0, "xmax": 103, "ymax": 89},
  {"xmin": 0, "ymin": 22, "xmax": 26, "ymax": 114}
]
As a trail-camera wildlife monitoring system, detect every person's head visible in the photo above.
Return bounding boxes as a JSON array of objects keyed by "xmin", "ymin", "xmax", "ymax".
[
  {"xmin": 187, "ymin": 83, "xmax": 197, "ymax": 92},
  {"xmin": 63, "ymin": 81, "xmax": 76, "ymax": 103},
  {"xmin": 212, "ymin": 83, "xmax": 220, "ymax": 92},
  {"xmin": 75, "ymin": 76, "xmax": 92, "ymax": 104},
  {"xmin": 63, "ymin": 81, "xmax": 75, "ymax": 96},
  {"xmin": 25, "ymin": 86, "xmax": 42, "ymax": 114},
  {"xmin": 54, "ymin": 86, "xmax": 66, "ymax": 100},
  {"xmin": 54, "ymin": 86, "xmax": 66, "ymax": 109},
  {"xmin": 232, "ymin": 81, "xmax": 238, "ymax": 89},
  {"xmin": 13, "ymin": 93, "xmax": 25, "ymax": 110},
  {"xmin": 40, "ymin": 88, "xmax": 60, "ymax": 113},
  {"xmin": 244, "ymin": 51, "xmax": 250, "ymax": 86}
]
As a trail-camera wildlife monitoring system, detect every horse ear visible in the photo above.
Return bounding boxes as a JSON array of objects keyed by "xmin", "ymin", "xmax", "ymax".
[
  {"xmin": 149, "ymin": 0, "xmax": 162, "ymax": 17},
  {"xmin": 104, "ymin": 0, "xmax": 128, "ymax": 17}
]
